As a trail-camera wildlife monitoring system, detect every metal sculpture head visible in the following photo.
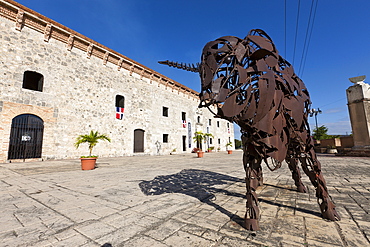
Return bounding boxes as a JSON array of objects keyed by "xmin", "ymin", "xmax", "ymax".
[{"xmin": 199, "ymin": 29, "xmax": 277, "ymax": 107}]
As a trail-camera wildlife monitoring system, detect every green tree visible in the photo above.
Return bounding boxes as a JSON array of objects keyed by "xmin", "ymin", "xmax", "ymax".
[
  {"xmin": 313, "ymin": 125, "xmax": 329, "ymax": 140},
  {"xmin": 75, "ymin": 130, "xmax": 111, "ymax": 156},
  {"xmin": 234, "ymin": 139, "xmax": 242, "ymax": 149},
  {"xmin": 312, "ymin": 125, "xmax": 340, "ymax": 140}
]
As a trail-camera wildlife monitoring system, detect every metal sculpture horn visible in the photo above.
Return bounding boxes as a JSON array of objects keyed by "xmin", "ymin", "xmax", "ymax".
[{"xmin": 159, "ymin": 29, "xmax": 340, "ymax": 231}]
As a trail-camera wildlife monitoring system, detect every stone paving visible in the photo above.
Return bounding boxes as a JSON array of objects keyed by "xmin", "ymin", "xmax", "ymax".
[{"xmin": 0, "ymin": 151, "xmax": 369, "ymax": 246}]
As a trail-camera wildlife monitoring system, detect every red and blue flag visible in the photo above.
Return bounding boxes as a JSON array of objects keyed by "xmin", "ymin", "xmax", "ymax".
[{"xmin": 116, "ymin": 107, "xmax": 124, "ymax": 120}]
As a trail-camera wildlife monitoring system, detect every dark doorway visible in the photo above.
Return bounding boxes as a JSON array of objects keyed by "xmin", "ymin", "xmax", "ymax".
[
  {"xmin": 182, "ymin": 135, "xmax": 186, "ymax": 151},
  {"xmin": 134, "ymin": 129, "xmax": 144, "ymax": 153},
  {"xmin": 8, "ymin": 114, "xmax": 44, "ymax": 160}
]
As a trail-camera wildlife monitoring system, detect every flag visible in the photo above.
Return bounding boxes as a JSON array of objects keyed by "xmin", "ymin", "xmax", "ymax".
[
  {"xmin": 116, "ymin": 107, "xmax": 124, "ymax": 120},
  {"xmin": 182, "ymin": 120, "xmax": 187, "ymax": 128}
]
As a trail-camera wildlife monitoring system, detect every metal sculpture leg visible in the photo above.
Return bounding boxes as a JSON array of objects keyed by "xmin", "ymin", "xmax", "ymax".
[
  {"xmin": 300, "ymin": 151, "xmax": 340, "ymax": 221},
  {"xmin": 286, "ymin": 156, "xmax": 307, "ymax": 193},
  {"xmin": 243, "ymin": 150, "xmax": 262, "ymax": 230}
]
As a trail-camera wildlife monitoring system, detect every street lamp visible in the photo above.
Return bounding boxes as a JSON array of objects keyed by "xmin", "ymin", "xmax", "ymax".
[{"xmin": 309, "ymin": 108, "xmax": 322, "ymax": 130}]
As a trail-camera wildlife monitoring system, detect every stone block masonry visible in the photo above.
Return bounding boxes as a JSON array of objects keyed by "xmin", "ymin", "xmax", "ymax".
[{"xmin": 0, "ymin": 0, "xmax": 234, "ymax": 162}]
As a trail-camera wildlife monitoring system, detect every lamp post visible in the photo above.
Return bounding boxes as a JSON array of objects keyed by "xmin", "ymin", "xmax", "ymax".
[{"xmin": 309, "ymin": 108, "xmax": 322, "ymax": 130}]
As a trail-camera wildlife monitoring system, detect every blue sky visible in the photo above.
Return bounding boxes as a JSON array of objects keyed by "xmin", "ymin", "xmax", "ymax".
[{"xmin": 15, "ymin": 0, "xmax": 370, "ymax": 137}]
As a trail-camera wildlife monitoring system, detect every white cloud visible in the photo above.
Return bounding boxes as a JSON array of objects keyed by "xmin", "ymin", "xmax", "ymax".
[{"xmin": 324, "ymin": 107, "xmax": 345, "ymax": 114}]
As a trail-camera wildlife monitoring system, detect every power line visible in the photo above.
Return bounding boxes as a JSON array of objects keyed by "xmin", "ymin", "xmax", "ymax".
[
  {"xmin": 318, "ymin": 97, "xmax": 347, "ymax": 109},
  {"xmin": 300, "ymin": 0, "xmax": 319, "ymax": 77},
  {"xmin": 292, "ymin": 0, "xmax": 301, "ymax": 65},
  {"xmin": 298, "ymin": 0, "xmax": 315, "ymax": 76},
  {"xmin": 284, "ymin": 0, "xmax": 287, "ymax": 58}
]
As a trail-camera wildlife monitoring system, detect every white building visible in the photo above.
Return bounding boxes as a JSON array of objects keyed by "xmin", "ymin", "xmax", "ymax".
[{"xmin": 0, "ymin": 0, "xmax": 234, "ymax": 162}]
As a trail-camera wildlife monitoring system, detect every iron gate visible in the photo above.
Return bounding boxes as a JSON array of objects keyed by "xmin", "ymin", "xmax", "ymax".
[{"xmin": 8, "ymin": 114, "xmax": 44, "ymax": 160}]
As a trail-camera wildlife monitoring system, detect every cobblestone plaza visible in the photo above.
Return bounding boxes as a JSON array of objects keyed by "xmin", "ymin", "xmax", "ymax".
[{"xmin": 1, "ymin": 151, "xmax": 369, "ymax": 246}]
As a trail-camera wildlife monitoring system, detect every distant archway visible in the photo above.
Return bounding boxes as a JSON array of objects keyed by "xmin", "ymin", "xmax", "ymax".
[
  {"xmin": 8, "ymin": 114, "xmax": 44, "ymax": 159},
  {"xmin": 134, "ymin": 129, "xmax": 145, "ymax": 153}
]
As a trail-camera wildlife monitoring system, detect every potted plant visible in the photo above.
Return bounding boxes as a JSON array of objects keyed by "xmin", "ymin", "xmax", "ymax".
[
  {"xmin": 204, "ymin": 133, "xmax": 214, "ymax": 152},
  {"xmin": 193, "ymin": 131, "xmax": 205, "ymax": 157},
  {"xmin": 226, "ymin": 142, "xmax": 233, "ymax": 154},
  {"xmin": 75, "ymin": 130, "xmax": 111, "ymax": 170},
  {"xmin": 197, "ymin": 149, "xmax": 204, "ymax": 158}
]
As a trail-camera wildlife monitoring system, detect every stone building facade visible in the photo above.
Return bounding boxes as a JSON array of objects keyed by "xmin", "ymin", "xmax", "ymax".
[{"xmin": 0, "ymin": 0, "xmax": 234, "ymax": 163}]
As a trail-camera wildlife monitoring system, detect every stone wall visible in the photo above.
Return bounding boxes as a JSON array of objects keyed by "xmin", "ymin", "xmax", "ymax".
[
  {"xmin": 0, "ymin": 1, "xmax": 234, "ymax": 162},
  {"xmin": 320, "ymin": 138, "xmax": 341, "ymax": 148},
  {"xmin": 340, "ymin": 136, "xmax": 354, "ymax": 148}
]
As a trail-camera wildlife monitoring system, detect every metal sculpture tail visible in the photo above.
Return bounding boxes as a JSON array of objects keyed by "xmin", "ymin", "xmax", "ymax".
[{"xmin": 158, "ymin": 60, "xmax": 199, "ymax": 73}]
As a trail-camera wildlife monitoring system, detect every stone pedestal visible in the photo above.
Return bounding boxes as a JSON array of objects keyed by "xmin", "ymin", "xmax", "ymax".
[{"xmin": 346, "ymin": 76, "xmax": 370, "ymax": 149}]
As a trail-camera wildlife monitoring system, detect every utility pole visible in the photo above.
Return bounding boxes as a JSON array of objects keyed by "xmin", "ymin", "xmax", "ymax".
[{"xmin": 309, "ymin": 108, "xmax": 322, "ymax": 130}]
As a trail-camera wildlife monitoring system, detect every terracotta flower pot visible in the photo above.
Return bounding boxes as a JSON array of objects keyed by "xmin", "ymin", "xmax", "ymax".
[
  {"xmin": 197, "ymin": 151, "xmax": 204, "ymax": 158},
  {"xmin": 227, "ymin": 150, "xmax": 233, "ymax": 154},
  {"xmin": 80, "ymin": 157, "xmax": 97, "ymax": 170}
]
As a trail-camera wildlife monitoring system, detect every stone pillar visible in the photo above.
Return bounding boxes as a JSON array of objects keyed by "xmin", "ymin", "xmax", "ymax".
[{"xmin": 346, "ymin": 76, "xmax": 370, "ymax": 148}]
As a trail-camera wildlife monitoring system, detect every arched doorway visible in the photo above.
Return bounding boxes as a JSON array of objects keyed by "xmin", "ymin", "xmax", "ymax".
[
  {"xmin": 8, "ymin": 114, "xmax": 44, "ymax": 160},
  {"xmin": 134, "ymin": 129, "xmax": 144, "ymax": 153}
]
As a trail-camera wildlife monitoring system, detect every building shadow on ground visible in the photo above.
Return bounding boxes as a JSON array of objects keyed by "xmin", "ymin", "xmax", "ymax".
[{"xmin": 139, "ymin": 169, "xmax": 322, "ymax": 229}]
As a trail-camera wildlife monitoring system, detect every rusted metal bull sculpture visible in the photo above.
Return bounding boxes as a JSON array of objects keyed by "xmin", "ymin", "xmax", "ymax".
[{"xmin": 159, "ymin": 29, "xmax": 340, "ymax": 230}]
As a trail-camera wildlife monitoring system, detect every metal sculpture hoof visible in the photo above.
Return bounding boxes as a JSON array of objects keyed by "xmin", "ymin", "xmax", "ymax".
[
  {"xmin": 244, "ymin": 218, "xmax": 260, "ymax": 231},
  {"xmin": 297, "ymin": 185, "xmax": 307, "ymax": 193},
  {"xmin": 320, "ymin": 200, "xmax": 341, "ymax": 221}
]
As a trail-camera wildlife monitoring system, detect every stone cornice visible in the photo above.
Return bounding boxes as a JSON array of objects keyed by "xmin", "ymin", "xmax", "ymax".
[{"xmin": 0, "ymin": 0, "xmax": 199, "ymax": 98}]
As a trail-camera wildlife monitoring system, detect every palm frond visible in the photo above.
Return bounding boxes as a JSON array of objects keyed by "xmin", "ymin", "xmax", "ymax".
[{"xmin": 75, "ymin": 130, "xmax": 111, "ymax": 156}]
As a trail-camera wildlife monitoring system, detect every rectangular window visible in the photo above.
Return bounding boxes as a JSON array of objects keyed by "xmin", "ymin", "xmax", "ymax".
[
  {"xmin": 182, "ymin": 112, "xmax": 186, "ymax": 121},
  {"xmin": 218, "ymin": 138, "xmax": 221, "ymax": 144},
  {"xmin": 163, "ymin": 107, "xmax": 168, "ymax": 117},
  {"xmin": 163, "ymin": 134, "xmax": 169, "ymax": 143},
  {"xmin": 210, "ymin": 138, "xmax": 213, "ymax": 145},
  {"xmin": 217, "ymin": 121, "xmax": 220, "ymax": 127},
  {"xmin": 116, "ymin": 95, "xmax": 125, "ymax": 108},
  {"xmin": 209, "ymin": 119, "xmax": 211, "ymax": 126},
  {"xmin": 115, "ymin": 95, "xmax": 125, "ymax": 120},
  {"xmin": 23, "ymin": 71, "xmax": 43, "ymax": 92}
]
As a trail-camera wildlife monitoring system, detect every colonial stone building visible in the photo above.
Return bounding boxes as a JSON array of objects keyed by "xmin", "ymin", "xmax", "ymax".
[{"xmin": 0, "ymin": 0, "xmax": 234, "ymax": 162}]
